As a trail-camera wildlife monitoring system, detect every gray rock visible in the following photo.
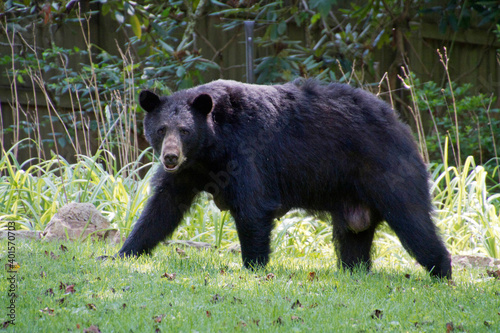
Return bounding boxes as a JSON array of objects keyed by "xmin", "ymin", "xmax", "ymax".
[
  {"xmin": 452, "ymin": 255, "xmax": 500, "ymax": 269},
  {"xmin": 42, "ymin": 202, "xmax": 119, "ymax": 242}
]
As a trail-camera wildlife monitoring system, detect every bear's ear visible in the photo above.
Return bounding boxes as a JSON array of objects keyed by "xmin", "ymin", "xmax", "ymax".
[
  {"xmin": 191, "ymin": 93, "xmax": 213, "ymax": 115},
  {"xmin": 139, "ymin": 90, "xmax": 161, "ymax": 113}
]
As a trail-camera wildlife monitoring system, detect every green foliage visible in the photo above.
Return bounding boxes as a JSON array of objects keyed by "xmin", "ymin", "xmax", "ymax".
[
  {"xmin": 431, "ymin": 142, "xmax": 500, "ymax": 259},
  {"xmin": 211, "ymin": 0, "xmax": 386, "ymax": 84},
  {"xmin": 420, "ymin": 0, "xmax": 500, "ymax": 33},
  {"xmin": 0, "ymin": 0, "xmax": 218, "ymax": 162},
  {"xmin": 178, "ymin": 194, "xmax": 238, "ymax": 249},
  {"xmin": 0, "ymin": 141, "xmax": 154, "ymax": 233},
  {"xmin": 407, "ymin": 75, "xmax": 500, "ymax": 165},
  {"xmin": 2, "ymin": 0, "xmax": 217, "ymax": 90}
]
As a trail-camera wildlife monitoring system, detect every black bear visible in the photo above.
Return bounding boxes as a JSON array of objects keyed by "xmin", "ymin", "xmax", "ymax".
[{"xmin": 118, "ymin": 79, "xmax": 452, "ymax": 279}]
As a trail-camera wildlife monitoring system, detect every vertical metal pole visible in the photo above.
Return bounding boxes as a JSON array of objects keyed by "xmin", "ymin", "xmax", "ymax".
[{"xmin": 244, "ymin": 21, "xmax": 255, "ymax": 84}]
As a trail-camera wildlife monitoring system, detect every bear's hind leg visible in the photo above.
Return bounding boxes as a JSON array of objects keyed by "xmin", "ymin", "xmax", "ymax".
[
  {"xmin": 331, "ymin": 207, "xmax": 378, "ymax": 272},
  {"xmin": 333, "ymin": 225, "xmax": 377, "ymax": 272},
  {"xmin": 385, "ymin": 208, "xmax": 452, "ymax": 279}
]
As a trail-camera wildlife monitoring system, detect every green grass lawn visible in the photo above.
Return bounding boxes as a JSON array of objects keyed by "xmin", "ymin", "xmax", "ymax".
[{"xmin": 1, "ymin": 239, "xmax": 498, "ymax": 332}]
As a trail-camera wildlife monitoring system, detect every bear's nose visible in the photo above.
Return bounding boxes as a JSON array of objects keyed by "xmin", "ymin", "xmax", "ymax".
[{"xmin": 163, "ymin": 154, "xmax": 179, "ymax": 165}]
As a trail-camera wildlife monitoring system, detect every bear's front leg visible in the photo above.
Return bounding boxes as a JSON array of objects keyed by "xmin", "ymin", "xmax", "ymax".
[
  {"xmin": 230, "ymin": 205, "xmax": 277, "ymax": 269},
  {"xmin": 222, "ymin": 163, "xmax": 280, "ymax": 269},
  {"xmin": 118, "ymin": 180, "xmax": 197, "ymax": 257}
]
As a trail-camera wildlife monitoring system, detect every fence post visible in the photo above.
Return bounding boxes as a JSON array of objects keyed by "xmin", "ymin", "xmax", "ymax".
[{"xmin": 244, "ymin": 21, "xmax": 255, "ymax": 84}]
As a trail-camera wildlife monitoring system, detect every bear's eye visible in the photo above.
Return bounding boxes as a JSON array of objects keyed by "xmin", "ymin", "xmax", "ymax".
[
  {"xmin": 179, "ymin": 128, "xmax": 190, "ymax": 136},
  {"xmin": 157, "ymin": 127, "xmax": 166, "ymax": 136}
]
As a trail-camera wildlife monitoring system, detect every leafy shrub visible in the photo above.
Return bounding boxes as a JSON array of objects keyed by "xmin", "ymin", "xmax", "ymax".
[{"xmin": 402, "ymin": 74, "xmax": 499, "ymax": 168}]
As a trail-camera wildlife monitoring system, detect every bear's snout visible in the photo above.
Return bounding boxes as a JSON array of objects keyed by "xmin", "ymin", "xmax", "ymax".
[
  {"xmin": 164, "ymin": 153, "xmax": 178, "ymax": 165},
  {"xmin": 162, "ymin": 152, "xmax": 184, "ymax": 172},
  {"xmin": 161, "ymin": 133, "xmax": 185, "ymax": 173}
]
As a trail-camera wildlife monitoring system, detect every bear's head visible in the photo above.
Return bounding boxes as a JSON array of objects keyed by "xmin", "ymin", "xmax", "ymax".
[{"xmin": 139, "ymin": 90, "xmax": 214, "ymax": 173}]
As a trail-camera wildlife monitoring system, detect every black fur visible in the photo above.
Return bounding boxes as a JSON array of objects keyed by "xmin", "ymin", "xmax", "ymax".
[{"xmin": 118, "ymin": 79, "xmax": 452, "ymax": 279}]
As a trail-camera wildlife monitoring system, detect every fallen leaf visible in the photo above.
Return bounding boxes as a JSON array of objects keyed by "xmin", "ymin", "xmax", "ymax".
[
  {"xmin": 57, "ymin": 297, "xmax": 65, "ymax": 305},
  {"xmin": 65, "ymin": 284, "xmax": 75, "ymax": 294},
  {"xmin": 252, "ymin": 319, "xmax": 260, "ymax": 326},
  {"xmin": 404, "ymin": 274, "xmax": 411, "ymax": 279},
  {"xmin": 291, "ymin": 299, "xmax": 303, "ymax": 309},
  {"xmin": 309, "ymin": 303, "xmax": 318, "ymax": 308},
  {"xmin": 237, "ymin": 321, "xmax": 247, "ymax": 328},
  {"xmin": 86, "ymin": 303, "xmax": 97, "ymax": 310},
  {"xmin": 40, "ymin": 307, "xmax": 54, "ymax": 315},
  {"xmin": 175, "ymin": 248, "xmax": 188, "ymax": 258},
  {"xmin": 484, "ymin": 321, "xmax": 492, "ymax": 327},
  {"xmin": 446, "ymin": 321, "xmax": 454, "ymax": 332},
  {"xmin": 206, "ymin": 310, "xmax": 211, "ymax": 318},
  {"xmin": 220, "ymin": 269, "xmax": 226, "ymax": 275},
  {"xmin": 5, "ymin": 262, "xmax": 20, "ymax": 272},
  {"xmin": 58, "ymin": 281, "xmax": 66, "ymax": 290},
  {"xmin": 50, "ymin": 251, "xmax": 59, "ymax": 260},
  {"xmin": 291, "ymin": 315, "xmax": 303, "ymax": 323},
  {"xmin": 40, "ymin": 271, "xmax": 46, "ymax": 278},
  {"xmin": 266, "ymin": 273, "xmax": 275, "ymax": 280},
  {"xmin": 122, "ymin": 303, "xmax": 127, "ymax": 309},
  {"xmin": 273, "ymin": 316, "xmax": 284, "ymax": 325},
  {"xmin": 60, "ymin": 244, "xmax": 68, "ymax": 252},
  {"xmin": 307, "ymin": 272, "xmax": 317, "ymax": 281},
  {"xmin": 122, "ymin": 286, "xmax": 132, "ymax": 292},
  {"xmin": 161, "ymin": 272, "xmax": 176, "ymax": 280},
  {"xmin": 2, "ymin": 321, "xmax": 11, "ymax": 328},
  {"xmin": 371, "ymin": 309, "xmax": 383, "ymax": 319},
  {"xmin": 153, "ymin": 314, "xmax": 165, "ymax": 323},
  {"xmin": 211, "ymin": 294, "xmax": 224, "ymax": 304},
  {"xmin": 83, "ymin": 325, "xmax": 101, "ymax": 333},
  {"xmin": 45, "ymin": 288, "xmax": 54, "ymax": 296},
  {"xmin": 76, "ymin": 324, "xmax": 80, "ymax": 329}
]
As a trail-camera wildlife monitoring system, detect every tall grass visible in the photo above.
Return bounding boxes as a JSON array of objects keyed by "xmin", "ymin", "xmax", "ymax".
[
  {"xmin": 431, "ymin": 138, "xmax": 500, "ymax": 258},
  {"xmin": 0, "ymin": 17, "xmax": 143, "ymax": 171},
  {"xmin": 0, "ymin": 141, "xmax": 153, "ymax": 234},
  {"xmin": 399, "ymin": 47, "xmax": 500, "ymax": 180},
  {"xmin": 1, "ymin": 144, "xmax": 498, "ymax": 260}
]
